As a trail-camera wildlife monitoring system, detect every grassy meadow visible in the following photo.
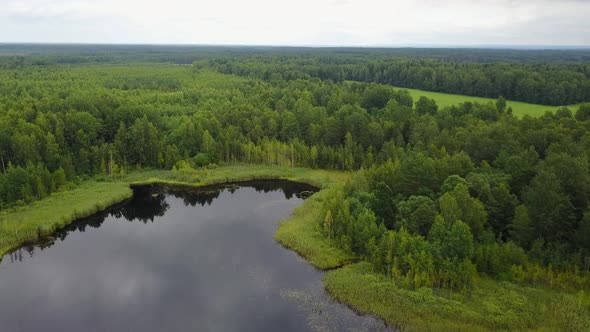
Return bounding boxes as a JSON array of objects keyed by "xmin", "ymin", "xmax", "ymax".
[{"xmin": 390, "ymin": 85, "xmax": 579, "ymax": 118}]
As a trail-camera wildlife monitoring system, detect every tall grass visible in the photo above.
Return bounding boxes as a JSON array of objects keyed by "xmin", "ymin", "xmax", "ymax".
[
  {"xmin": 0, "ymin": 181, "xmax": 132, "ymax": 258},
  {"xmin": 323, "ymin": 262, "xmax": 590, "ymax": 331}
]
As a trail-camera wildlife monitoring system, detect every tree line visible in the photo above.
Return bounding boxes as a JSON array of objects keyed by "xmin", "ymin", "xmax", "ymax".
[{"xmin": 213, "ymin": 57, "xmax": 590, "ymax": 106}]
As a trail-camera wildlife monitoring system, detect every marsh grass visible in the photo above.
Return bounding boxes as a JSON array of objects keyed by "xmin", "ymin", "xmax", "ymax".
[
  {"xmin": 0, "ymin": 181, "xmax": 132, "ymax": 258},
  {"xmin": 0, "ymin": 165, "xmax": 347, "ymax": 260},
  {"xmin": 129, "ymin": 165, "xmax": 349, "ymax": 190},
  {"xmin": 324, "ymin": 262, "xmax": 590, "ymax": 331},
  {"xmin": 275, "ymin": 187, "xmax": 355, "ymax": 270}
]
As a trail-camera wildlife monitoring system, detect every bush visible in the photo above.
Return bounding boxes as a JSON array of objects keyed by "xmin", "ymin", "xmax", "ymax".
[{"xmin": 193, "ymin": 153, "xmax": 211, "ymax": 167}]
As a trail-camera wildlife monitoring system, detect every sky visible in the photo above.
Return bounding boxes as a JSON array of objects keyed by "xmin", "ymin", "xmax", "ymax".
[{"xmin": 0, "ymin": 0, "xmax": 589, "ymax": 47}]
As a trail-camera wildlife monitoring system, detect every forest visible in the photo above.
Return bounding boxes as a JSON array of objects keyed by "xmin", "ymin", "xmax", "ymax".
[
  {"xmin": 1, "ymin": 45, "xmax": 590, "ymax": 330},
  {"xmin": 2, "ymin": 45, "xmax": 590, "ymax": 105}
]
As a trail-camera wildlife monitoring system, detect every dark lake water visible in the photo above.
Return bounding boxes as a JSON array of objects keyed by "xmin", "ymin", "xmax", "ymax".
[{"xmin": 0, "ymin": 180, "xmax": 389, "ymax": 332}]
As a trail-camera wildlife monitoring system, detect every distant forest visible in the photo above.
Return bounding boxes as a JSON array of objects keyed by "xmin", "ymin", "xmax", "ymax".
[{"xmin": 2, "ymin": 45, "xmax": 590, "ymax": 105}]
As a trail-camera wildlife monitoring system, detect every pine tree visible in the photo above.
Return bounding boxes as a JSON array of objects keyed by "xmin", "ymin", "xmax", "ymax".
[{"xmin": 510, "ymin": 205, "xmax": 533, "ymax": 249}]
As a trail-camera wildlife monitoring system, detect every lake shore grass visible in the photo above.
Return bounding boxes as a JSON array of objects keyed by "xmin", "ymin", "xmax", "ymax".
[
  {"xmin": 275, "ymin": 186, "xmax": 356, "ymax": 269},
  {"xmin": 0, "ymin": 181, "xmax": 133, "ymax": 258},
  {"xmin": 0, "ymin": 165, "xmax": 350, "ymax": 260},
  {"xmin": 324, "ymin": 262, "xmax": 590, "ymax": 332},
  {"xmin": 127, "ymin": 165, "xmax": 350, "ymax": 190}
]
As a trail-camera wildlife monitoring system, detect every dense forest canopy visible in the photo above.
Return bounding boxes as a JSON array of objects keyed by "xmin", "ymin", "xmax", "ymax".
[{"xmin": 1, "ymin": 45, "xmax": 590, "ymax": 298}]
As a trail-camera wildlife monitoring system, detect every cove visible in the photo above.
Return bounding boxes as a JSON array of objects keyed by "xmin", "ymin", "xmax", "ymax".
[{"xmin": 0, "ymin": 180, "xmax": 389, "ymax": 332}]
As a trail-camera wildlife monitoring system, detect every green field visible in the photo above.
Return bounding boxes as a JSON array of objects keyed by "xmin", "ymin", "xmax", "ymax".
[{"xmin": 390, "ymin": 85, "xmax": 579, "ymax": 118}]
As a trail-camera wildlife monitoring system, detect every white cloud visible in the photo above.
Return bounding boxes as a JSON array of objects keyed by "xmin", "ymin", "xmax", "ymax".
[{"xmin": 0, "ymin": 0, "xmax": 588, "ymax": 46}]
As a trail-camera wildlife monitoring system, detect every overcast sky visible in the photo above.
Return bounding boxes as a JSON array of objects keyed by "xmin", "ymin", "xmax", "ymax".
[{"xmin": 0, "ymin": 0, "xmax": 589, "ymax": 46}]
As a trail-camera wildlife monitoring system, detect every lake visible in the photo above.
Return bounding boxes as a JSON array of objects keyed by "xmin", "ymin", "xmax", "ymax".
[{"xmin": 0, "ymin": 180, "xmax": 390, "ymax": 332}]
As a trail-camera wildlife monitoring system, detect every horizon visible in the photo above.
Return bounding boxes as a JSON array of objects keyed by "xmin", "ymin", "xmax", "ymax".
[
  {"xmin": 1, "ymin": 42, "xmax": 589, "ymax": 51},
  {"xmin": 1, "ymin": 0, "xmax": 589, "ymax": 47}
]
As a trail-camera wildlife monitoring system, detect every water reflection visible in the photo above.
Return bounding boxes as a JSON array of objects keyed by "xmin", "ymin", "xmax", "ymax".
[
  {"xmin": 8, "ymin": 180, "xmax": 317, "ymax": 263},
  {"xmin": 0, "ymin": 180, "xmax": 389, "ymax": 332},
  {"xmin": 159, "ymin": 180, "xmax": 317, "ymax": 207}
]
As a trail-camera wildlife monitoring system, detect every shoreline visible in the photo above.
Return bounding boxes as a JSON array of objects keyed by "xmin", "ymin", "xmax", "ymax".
[
  {"xmin": 0, "ymin": 166, "xmax": 349, "ymax": 260},
  {"xmin": 1, "ymin": 165, "xmax": 585, "ymax": 331}
]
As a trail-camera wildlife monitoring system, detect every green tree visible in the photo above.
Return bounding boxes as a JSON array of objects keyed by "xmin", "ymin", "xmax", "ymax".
[
  {"xmin": 373, "ymin": 182, "xmax": 396, "ymax": 229},
  {"xmin": 438, "ymin": 192, "xmax": 461, "ymax": 226},
  {"xmin": 524, "ymin": 170, "xmax": 576, "ymax": 243},
  {"xmin": 113, "ymin": 122, "xmax": 128, "ymax": 165},
  {"xmin": 415, "ymin": 96, "xmax": 438, "ymax": 115},
  {"xmin": 343, "ymin": 132, "xmax": 355, "ymax": 170},
  {"xmin": 43, "ymin": 133, "xmax": 61, "ymax": 171},
  {"xmin": 429, "ymin": 215, "xmax": 474, "ymax": 263},
  {"xmin": 441, "ymin": 175, "xmax": 468, "ymax": 193},
  {"xmin": 576, "ymin": 212, "xmax": 590, "ymax": 254},
  {"xmin": 541, "ymin": 153, "xmax": 590, "ymax": 214},
  {"xmin": 450, "ymin": 184, "xmax": 487, "ymax": 237},
  {"xmin": 496, "ymin": 96, "xmax": 507, "ymax": 113},
  {"xmin": 52, "ymin": 167, "xmax": 67, "ymax": 190},
  {"xmin": 128, "ymin": 116, "xmax": 161, "ymax": 167},
  {"xmin": 397, "ymin": 195, "xmax": 437, "ymax": 236},
  {"xmin": 201, "ymin": 130, "xmax": 215, "ymax": 155},
  {"xmin": 280, "ymin": 111, "xmax": 300, "ymax": 141},
  {"xmin": 392, "ymin": 153, "xmax": 438, "ymax": 195},
  {"xmin": 574, "ymin": 103, "xmax": 590, "ymax": 121},
  {"xmin": 361, "ymin": 84, "xmax": 392, "ymax": 111},
  {"xmin": 510, "ymin": 205, "xmax": 533, "ymax": 249}
]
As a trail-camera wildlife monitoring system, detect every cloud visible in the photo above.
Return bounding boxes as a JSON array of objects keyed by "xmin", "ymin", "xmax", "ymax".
[{"xmin": 0, "ymin": 0, "xmax": 588, "ymax": 46}]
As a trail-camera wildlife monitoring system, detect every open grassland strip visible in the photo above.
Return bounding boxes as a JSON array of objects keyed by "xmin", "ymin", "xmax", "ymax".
[{"xmin": 388, "ymin": 85, "xmax": 580, "ymax": 118}]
